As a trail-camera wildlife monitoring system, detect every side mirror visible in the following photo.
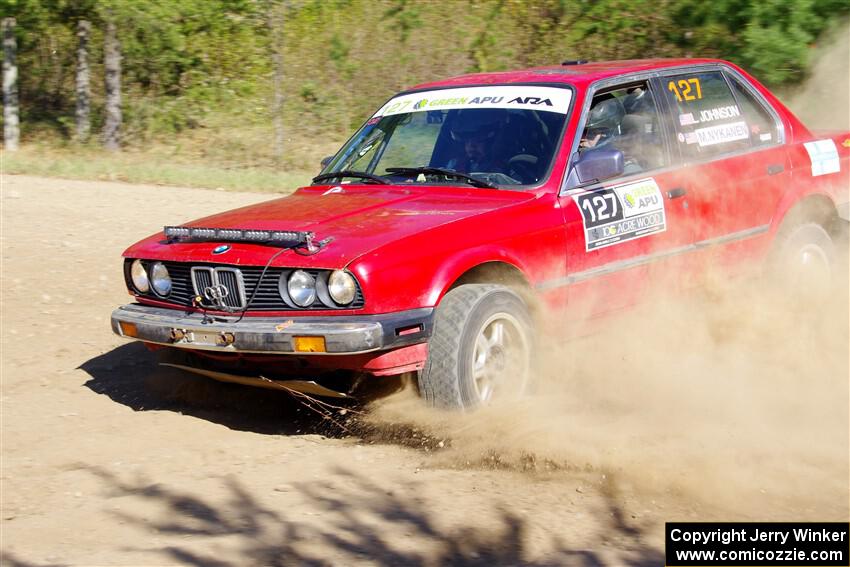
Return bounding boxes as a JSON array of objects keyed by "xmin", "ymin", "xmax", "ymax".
[
  {"xmin": 320, "ymin": 155, "xmax": 334, "ymax": 170},
  {"xmin": 572, "ymin": 149, "xmax": 624, "ymax": 186}
]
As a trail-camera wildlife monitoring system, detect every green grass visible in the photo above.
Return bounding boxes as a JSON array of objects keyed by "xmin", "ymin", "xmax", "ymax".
[{"xmin": 2, "ymin": 145, "xmax": 314, "ymax": 193}]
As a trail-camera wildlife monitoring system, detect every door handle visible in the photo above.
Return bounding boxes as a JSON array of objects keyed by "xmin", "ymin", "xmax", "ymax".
[
  {"xmin": 667, "ymin": 188, "xmax": 687, "ymax": 199},
  {"xmin": 767, "ymin": 164, "xmax": 784, "ymax": 175}
]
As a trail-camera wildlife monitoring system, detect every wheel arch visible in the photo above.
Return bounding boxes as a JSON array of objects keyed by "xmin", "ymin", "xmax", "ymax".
[
  {"xmin": 446, "ymin": 261, "xmax": 540, "ymax": 319},
  {"xmin": 773, "ymin": 192, "xmax": 842, "ymax": 237}
]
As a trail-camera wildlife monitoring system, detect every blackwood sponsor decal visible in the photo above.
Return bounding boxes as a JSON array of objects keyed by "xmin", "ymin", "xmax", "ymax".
[
  {"xmin": 695, "ymin": 121, "xmax": 749, "ymax": 147},
  {"xmin": 576, "ymin": 178, "xmax": 667, "ymax": 251}
]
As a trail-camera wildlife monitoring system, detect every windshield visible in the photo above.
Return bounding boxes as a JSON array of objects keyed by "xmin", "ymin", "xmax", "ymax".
[{"xmin": 320, "ymin": 85, "xmax": 572, "ymax": 188}]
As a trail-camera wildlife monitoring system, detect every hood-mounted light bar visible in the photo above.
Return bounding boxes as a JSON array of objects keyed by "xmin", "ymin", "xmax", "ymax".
[{"xmin": 163, "ymin": 226, "xmax": 328, "ymax": 253}]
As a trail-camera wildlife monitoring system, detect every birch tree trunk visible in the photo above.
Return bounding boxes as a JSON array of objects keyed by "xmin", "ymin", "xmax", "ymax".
[
  {"xmin": 269, "ymin": 1, "xmax": 285, "ymax": 163},
  {"xmin": 76, "ymin": 20, "xmax": 91, "ymax": 143},
  {"xmin": 103, "ymin": 19, "xmax": 122, "ymax": 151},
  {"xmin": 2, "ymin": 17, "xmax": 19, "ymax": 151}
]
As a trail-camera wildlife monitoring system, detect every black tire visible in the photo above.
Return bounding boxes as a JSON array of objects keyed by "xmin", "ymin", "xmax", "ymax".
[
  {"xmin": 419, "ymin": 284, "xmax": 533, "ymax": 410},
  {"xmin": 834, "ymin": 220, "xmax": 850, "ymax": 286},
  {"xmin": 769, "ymin": 221, "xmax": 837, "ymax": 297}
]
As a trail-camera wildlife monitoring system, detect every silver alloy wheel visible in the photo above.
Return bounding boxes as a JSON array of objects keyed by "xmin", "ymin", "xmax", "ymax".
[
  {"xmin": 418, "ymin": 284, "xmax": 534, "ymax": 410},
  {"xmin": 470, "ymin": 312, "xmax": 530, "ymax": 403},
  {"xmin": 788, "ymin": 241, "xmax": 832, "ymax": 296},
  {"xmin": 798, "ymin": 243, "xmax": 831, "ymax": 278}
]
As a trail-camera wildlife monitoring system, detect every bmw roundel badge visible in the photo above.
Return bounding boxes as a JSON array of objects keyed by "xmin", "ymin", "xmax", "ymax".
[{"xmin": 212, "ymin": 244, "xmax": 231, "ymax": 255}]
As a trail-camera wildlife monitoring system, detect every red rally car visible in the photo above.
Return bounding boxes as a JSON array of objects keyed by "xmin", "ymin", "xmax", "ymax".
[{"xmin": 112, "ymin": 59, "xmax": 849, "ymax": 410}]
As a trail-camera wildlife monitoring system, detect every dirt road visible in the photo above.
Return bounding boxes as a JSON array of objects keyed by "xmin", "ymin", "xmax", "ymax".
[{"xmin": 1, "ymin": 174, "xmax": 847, "ymax": 566}]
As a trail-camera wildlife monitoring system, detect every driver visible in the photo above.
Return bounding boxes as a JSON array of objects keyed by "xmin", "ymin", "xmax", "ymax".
[
  {"xmin": 446, "ymin": 110, "xmax": 505, "ymax": 174},
  {"xmin": 579, "ymin": 95, "xmax": 625, "ymax": 151}
]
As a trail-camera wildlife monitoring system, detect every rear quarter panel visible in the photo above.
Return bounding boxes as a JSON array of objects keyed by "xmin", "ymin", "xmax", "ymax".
[
  {"xmin": 776, "ymin": 131, "xmax": 850, "ymax": 227},
  {"xmin": 732, "ymin": 63, "xmax": 850, "ymax": 226}
]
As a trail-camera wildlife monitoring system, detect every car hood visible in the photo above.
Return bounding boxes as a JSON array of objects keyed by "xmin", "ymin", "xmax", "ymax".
[{"xmin": 124, "ymin": 184, "xmax": 537, "ymax": 268}]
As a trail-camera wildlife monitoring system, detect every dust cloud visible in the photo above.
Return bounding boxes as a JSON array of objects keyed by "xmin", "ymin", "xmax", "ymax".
[
  {"xmin": 367, "ymin": 27, "xmax": 850, "ymax": 518},
  {"xmin": 368, "ymin": 267, "xmax": 849, "ymax": 519},
  {"xmin": 782, "ymin": 17, "xmax": 850, "ymax": 132}
]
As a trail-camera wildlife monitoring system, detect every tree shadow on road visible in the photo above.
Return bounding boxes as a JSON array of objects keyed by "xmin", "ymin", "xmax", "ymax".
[
  {"xmin": 40, "ymin": 464, "xmax": 662, "ymax": 567},
  {"xmin": 73, "ymin": 348, "xmax": 668, "ymax": 565}
]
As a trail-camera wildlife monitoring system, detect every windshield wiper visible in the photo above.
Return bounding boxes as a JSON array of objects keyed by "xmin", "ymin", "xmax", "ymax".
[
  {"xmin": 312, "ymin": 170, "xmax": 390, "ymax": 185},
  {"xmin": 384, "ymin": 167, "xmax": 498, "ymax": 189}
]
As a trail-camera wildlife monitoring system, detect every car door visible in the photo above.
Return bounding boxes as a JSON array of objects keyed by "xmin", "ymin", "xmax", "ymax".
[
  {"xmin": 655, "ymin": 67, "xmax": 789, "ymax": 274},
  {"xmin": 556, "ymin": 78, "xmax": 697, "ymax": 319}
]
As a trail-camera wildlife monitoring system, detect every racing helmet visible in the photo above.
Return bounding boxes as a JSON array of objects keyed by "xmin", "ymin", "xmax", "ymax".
[
  {"xmin": 585, "ymin": 96, "xmax": 625, "ymax": 140},
  {"xmin": 623, "ymin": 87, "xmax": 652, "ymax": 114},
  {"xmin": 449, "ymin": 109, "xmax": 504, "ymax": 143}
]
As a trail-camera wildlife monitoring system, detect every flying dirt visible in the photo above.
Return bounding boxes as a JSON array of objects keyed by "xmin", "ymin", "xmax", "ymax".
[{"xmin": 368, "ymin": 276, "xmax": 849, "ymax": 519}]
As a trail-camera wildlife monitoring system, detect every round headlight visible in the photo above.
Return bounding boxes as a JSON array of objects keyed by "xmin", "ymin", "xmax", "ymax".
[
  {"xmin": 287, "ymin": 270, "xmax": 316, "ymax": 307},
  {"xmin": 150, "ymin": 262, "xmax": 172, "ymax": 297},
  {"xmin": 130, "ymin": 259, "xmax": 150, "ymax": 293},
  {"xmin": 328, "ymin": 270, "xmax": 356, "ymax": 305}
]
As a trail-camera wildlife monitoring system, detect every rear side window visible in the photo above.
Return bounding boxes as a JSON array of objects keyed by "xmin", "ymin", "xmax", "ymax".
[
  {"xmin": 726, "ymin": 74, "xmax": 780, "ymax": 148},
  {"xmin": 664, "ymin": 71, "xmax": 751, "ymax": 160}
]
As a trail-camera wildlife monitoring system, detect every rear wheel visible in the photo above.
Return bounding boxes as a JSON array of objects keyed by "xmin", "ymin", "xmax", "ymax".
[
  {"xmin": 770, "ymin": 221, "xmax": 836, "ymax": 298},
  {"xmin": 419, "ymin": 284, "xmax": 533, "ymax": 410}
]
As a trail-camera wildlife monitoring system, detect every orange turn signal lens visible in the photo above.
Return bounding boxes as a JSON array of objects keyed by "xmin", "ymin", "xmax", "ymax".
[
  {"xmin": 119, "ymin": 321, "xmax": 138, "ymax": 338},
  {"xmin": 293, "ymin": 336, "xmax": 326, "ymax": 353}
]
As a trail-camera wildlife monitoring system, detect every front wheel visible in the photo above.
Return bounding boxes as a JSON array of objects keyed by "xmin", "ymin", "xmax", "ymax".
[{"xmin": 419, "ymin": 284, "xmax": 533, "ymax": 410}]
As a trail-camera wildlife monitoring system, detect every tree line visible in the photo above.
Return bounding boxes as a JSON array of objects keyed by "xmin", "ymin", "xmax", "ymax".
[{"xmin": 1, "ymin": 0, "xmax": 847, "ymax": 166}]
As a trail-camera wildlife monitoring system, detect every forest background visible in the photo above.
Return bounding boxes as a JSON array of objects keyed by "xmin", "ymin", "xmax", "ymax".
[{"xmin": 2, "ymin": 0, "xmax": 849, "ymax": 191}]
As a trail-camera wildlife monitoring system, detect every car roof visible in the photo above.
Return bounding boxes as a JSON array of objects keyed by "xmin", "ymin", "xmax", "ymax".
[{"xmin": 407, "ymin": 58, "xmax": 726, "ymax": 92}]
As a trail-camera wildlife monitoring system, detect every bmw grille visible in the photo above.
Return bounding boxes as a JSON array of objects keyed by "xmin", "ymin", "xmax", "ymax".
[{"xmin": 124, "ymin": 260, "xmax": 365, "ymax": 311}]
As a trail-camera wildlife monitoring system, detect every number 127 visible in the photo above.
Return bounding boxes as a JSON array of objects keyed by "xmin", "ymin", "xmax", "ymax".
[{"xmin": 668, "ymin": 78, "xmax": 702, "ymax": 102}]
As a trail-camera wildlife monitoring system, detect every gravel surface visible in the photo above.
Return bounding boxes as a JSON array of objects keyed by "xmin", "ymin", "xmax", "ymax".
[{"xmin": 1, "ymin": 174, "xmax": 846, "ymax": 566}]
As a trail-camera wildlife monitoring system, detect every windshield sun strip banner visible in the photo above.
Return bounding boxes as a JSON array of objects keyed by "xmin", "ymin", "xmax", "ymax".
[{"xmin": 372, "ymin": 86, "xmax": 573, "ymax": 117}]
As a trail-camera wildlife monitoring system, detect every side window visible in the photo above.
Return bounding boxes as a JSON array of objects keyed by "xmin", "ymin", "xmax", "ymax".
[
  {"xmin": 664, "ymin": 71, "xmax": 751, "ymax": 160},
  {"xmin": 727, "ymin": 74, "xmax": 780, "ymax": 148},
  {"xmin": 578, "ymin": 81, "xmax": 668, "ymax": 177}
]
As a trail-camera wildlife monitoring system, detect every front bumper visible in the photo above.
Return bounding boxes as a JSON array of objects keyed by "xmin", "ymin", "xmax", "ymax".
[{"xmin": 111, "ymin": 303, "xmax": 434, "ymax": 354}]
